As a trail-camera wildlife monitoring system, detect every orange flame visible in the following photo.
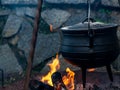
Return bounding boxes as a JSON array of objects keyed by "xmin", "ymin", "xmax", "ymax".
[
  {"xmin": 40, "ymin": 54, "xmax": 75, "ymax": 90},
  {"xmin": 87, "ymin": 68, "xmax": 95, "ymax": 72},
  {"xmin": 50, "ymin": 24, "xmax": 53, "ymax": 32},
  {"xmin": 41, "ymin": 54, "xmax": 60, "ymax": 86},
  {"xmin": 62, "ymin": 68, "xmax": 75, "ymax": 90}
]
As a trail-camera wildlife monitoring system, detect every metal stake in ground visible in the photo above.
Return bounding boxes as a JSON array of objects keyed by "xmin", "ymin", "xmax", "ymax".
[{"xmin": 24, "ymin": 0, "xmax": 43, "ymax": 90}]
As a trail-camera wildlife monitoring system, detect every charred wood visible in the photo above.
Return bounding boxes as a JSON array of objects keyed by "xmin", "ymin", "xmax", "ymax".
[
  {"xmin": 51, "ymin": 72, "xmax": 67, "ymax": 90},
  {"xmin": 29, "ymin": 80, "xmax": 54, "ymax": 90}
]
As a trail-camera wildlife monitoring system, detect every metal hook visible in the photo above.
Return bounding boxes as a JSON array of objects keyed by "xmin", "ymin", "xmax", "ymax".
[{"xmin": 87, "ymin": 0, "xmax": 94, "ymax": 48}]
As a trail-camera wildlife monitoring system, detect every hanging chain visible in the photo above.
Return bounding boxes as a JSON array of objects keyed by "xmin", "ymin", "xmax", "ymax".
[{"xmin": 87, "ymin": 0, "xmax": 94, "ymax": 48}]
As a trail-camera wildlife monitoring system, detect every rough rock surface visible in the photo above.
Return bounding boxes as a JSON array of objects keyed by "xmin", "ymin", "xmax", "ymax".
[
  {"xmin": 33, "ymin": 32, "xmax": 60, "ymax": 66},
  {"xmin": 25, "ymin": 7, "xmax": 36, "ymax": 18},
  {"xmin": 0, "ymin": 9, "xmax": 11, "ymax": 16},
  {"xmin": 112, "ymin": 55, "xmax": 120, "ymax": 71},
  {"xmin": 17, "ymin": 18, "xmax": 33, "ymax": 58},
  {"xmin": 2, "ymin": 14, "xmax": 23, "ymax": 38},
  {"xmin": 44, "ymin": 0, "xmax": 95, "ymax": 4},
  {"xmin": 44, "ymin": 0, "xmax": 120, "ymax": 7},
  {"xmin": 0, "ymin": 44, "xmax": 23, "ymax": 75},
  {"xmin": 102, "ymin": 0, "xmax": 120, "ymax": 7},
  {"xmin": 8, "ymin": 35, "xmax": 19, "ymax": 45},
  {"xmin": 17, "ymin": 18, "xmax": 61, "ymax": 66},
  {"xmin": 41, "ymin": 9, "xmax": 71, "ymax": 29},
  {"xmin": 110, "ymin": 11, "xmax": 120, "ymax": 24},
  {"xmin": 1, "ymin": 0, "xmax": 120, "ymax": 7},
  {"xmin": 1, "ymin": 0, "xmax": 37, "ymax": 5},
  {"xmin": 15, "ymin": 7, "xmax": 36, "ymax": 17},
  {"xmin": 15, "ymin": 7, "xmax": 27, "ymax": 16},
  {"xmin": 64, "ymin": 9, "xmax": 87, "ymax": 26}
]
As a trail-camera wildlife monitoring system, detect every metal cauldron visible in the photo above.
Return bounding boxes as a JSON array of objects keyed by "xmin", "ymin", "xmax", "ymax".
[
  {"xmin": 60, "ymin": 21, "xmax": 119, "ymax": 88},
  {"xmin": 60, "ymin": 22, "xmax": 119, "ymax": 68},
  {"xmin": 59, "ymin": 0, "xmax": 119, "ymax": 88}
]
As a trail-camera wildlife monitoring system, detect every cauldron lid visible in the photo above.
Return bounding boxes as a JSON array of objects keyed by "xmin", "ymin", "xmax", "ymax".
[{"xmin": 61, "ymin": 22, "xmax": 118, "ymax": 31}]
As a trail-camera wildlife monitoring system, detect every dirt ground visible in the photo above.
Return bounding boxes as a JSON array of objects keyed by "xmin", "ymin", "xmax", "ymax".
[
  {"xmin": 0, "ymin": 71, "xmax": 120, "ymax": 90},
  {"xmin": 0, "ymin": 79, "xmax": 24, "ymax": 90}
]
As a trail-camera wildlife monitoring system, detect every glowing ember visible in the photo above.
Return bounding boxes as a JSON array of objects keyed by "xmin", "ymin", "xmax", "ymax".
[
  {"xmin": 62, "ymin": 68, "xmax": 75, "ymax": 90},
  {"xmin": 41, "ymin": 54, "xmax": 60, "ymax": 86},
  {"xmin": 50, "ymin": 24, "xmax": 53, "ymax": 32},
  {"xmin": 87, "ymin": 68, "xmax": 95, "ymax": 72}
]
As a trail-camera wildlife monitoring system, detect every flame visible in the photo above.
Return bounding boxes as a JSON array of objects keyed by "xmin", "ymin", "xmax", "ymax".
[
  {"xmin": 40, "ymin": 54, "xmax": 75, "ymax": 90},
  {"xmin": 41, "ymin": 54, "xmax": 60, "ymax": 86},
  {"xmin": 62, "ymin": 68, "xmax": 75, "ymax": 90},
  {"xmin": 87, "ymin": 68, "xmax": 95, "ymax": 72}
]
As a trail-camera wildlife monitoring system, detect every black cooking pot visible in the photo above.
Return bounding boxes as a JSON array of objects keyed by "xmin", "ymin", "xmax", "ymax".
[{"xmin": 60, "ymin": 21, "xmax": 119, "ymax": 68}]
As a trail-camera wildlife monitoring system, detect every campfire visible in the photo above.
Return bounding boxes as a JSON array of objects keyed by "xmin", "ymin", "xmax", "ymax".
[
  {"xmin": 41, "ymin": 54, "xmax": 60, "ymax": 86},
  {"xmin": 40, "ymin": 54, "xmax": 75, "ymax": 90},
  {"xmin": 29, "ymin": 54, "xmax": 120, "ymax": 90},
  {"xmin": 29, "ymin": 54, "xmax": 96, "ymax": 90}
]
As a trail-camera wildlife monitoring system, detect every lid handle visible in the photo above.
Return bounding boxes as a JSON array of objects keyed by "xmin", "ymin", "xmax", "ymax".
[{"xmin": 82, "ymin": 17, "xmax": 96, "ymax": 23}]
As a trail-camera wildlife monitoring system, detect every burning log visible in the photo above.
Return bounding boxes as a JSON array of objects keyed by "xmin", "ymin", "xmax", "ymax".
[
  {"xmin": 29, "ymin": 80, "xmax": 54, "ymax": 90},
  {"xmin": 29, "ymin": 77, "xmax": 67, "ymax": 90},
  {"xmin": 51, "ymin": 72, "xmax": 67, "ymax": 90}
]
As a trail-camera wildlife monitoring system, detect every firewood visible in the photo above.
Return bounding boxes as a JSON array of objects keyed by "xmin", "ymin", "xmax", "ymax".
[
  {"xmin": 29, "ymin": 80, "xmax": 54, "ymax": 90},
  {"xmin": 51, "ymin": 72, "xmax": 67, "ymax": 90}
]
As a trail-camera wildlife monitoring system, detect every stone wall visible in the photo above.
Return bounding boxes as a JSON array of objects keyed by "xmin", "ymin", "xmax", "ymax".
[
  {"xmin": 1, "ymin": 0, "xmax": 38, "ymax": 5},
  {"xmin": 1, "ymin": 0, "xmax": 120, "ymax": 7}
]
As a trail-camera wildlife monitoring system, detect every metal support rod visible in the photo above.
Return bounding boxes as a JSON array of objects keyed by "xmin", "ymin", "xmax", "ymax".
[
  {"xmin": 106, "ymin": 65, "xmax": 113, "ymax": 82},
  {"xmin": 81, "ymin": 67, "xmax": 86, "ymax": 88},
  {"xmin": 24, "ymin": 0, "xmax": 43, "ymax": 90},
  {"xmin": 87, "ymin": 0, "xmax": 91, "ymax": 26},
  {"xmin": 87, "ymin": 0, "xmax": 94, "ymax": 48},
  {"xmin": 0, "ymin": 69, "xmax": 4, "ymax": 88}
]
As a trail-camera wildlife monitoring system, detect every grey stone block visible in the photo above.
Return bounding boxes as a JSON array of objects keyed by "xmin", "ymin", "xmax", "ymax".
[
  {"xmin": 2, "ymin": 14, "xmax": 23, "ymax": 38},
  {"xmin": 8, "ymin": 35, "xmax": 19, "ymax": 45},
  {"xmin": 15, "ymin": 7, "xmax": 26, "ymax": 16},
  {"xmin": 44, "ymin": 0, "xmax": 95, "ymax": 4},
  {"xmin": 17, "ymin": 19, "xmax": 33, "ymax": 57},
  {"xmin": 0, "ymin": 10, "xmax": 11, "ymax": 16},
  {"xmin": 41, "ymin": 9, "xmax": 71, "ymax": 29},
  {"xmin": 33, "ymin": 32, "xmax": 60, "ymax": 66},
  {"xmin": 18, "ymin": 18, "xmax": 61, "ymax": 67},
  {"xmin": 15, "ymin": 7, "xmax": 36, "ymax": 17},
  {"xmin": 64, "ymin": 9, "xmax": 87, "ymax": 26},
  {"xmin": 102, "ymin": 0, "xmax": 120, "ymax": 7},
  {"xmin": 0, "ymin": 44, "xmax": 23, "ymax": 74},
  {"xmin": 112, "ymin": 54, "xmax": 120, "ymax": 71},
  {"xmin": 1, "ymin": 0, "xmax": 37, "ymax": 5},
  {"xmin": 25, "ymin": 7, "xmax": 36, "ymax": 18}
]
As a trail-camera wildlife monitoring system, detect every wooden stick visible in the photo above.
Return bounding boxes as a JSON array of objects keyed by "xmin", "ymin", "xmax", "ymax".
[{"xmin": 24, "ymin": 0, "xmax": 43, "ymax": 90}]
